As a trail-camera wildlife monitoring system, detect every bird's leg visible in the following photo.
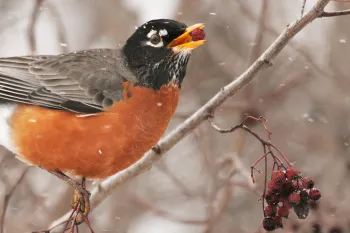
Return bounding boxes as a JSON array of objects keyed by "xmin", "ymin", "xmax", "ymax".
[
  {"xmin": 72, "ymin": 177, "xmax": 86, "ymax": 211},
  {"xmin": 48, "ymin": 170, "xmax": 90, "ymax": 224}
]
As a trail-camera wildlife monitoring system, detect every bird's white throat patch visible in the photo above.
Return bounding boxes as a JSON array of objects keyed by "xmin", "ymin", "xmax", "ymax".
[{"xmin": 171, "ymin": 49, "xmax": 191, "ymax": 82}]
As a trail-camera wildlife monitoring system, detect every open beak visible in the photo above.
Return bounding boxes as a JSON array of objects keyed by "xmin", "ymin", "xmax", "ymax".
[{"xmin": 167, "ymin": 23, "xmax": 206, "ymax": 52}]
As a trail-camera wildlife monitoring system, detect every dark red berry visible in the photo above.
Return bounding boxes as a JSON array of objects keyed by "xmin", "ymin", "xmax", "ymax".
[
  {"xmin": 277, "ymin": 205, "xmax": 289, "ymax": 218},
  {"xmin": 285, "ymin": 167, "xmax": 300, "ymax": 180},
  {"xmin": 263, "ymin": 217, "xmax": 276, "ymax": 231},
  {"xmin": 264, "ymin": 205, "xmax": 277, "ymax": 217},
  {"xmin": 265, "ymin": 191, "xmax": 279, "ymax": 205},
  {"xmin": 299, "ymin": 189, "xmax": 309, "ymax": 202},
  {"xmin": 280, "ymin": 197, "xmax": 292, "ymax": 209},
  {"xmin": 309, "ymin": 188, "xmax": 321, "ymax": 201},
  {"xmin": 281, "ymin": 180, "xmax": 294, "ymax": 197},
  {"xmin": 292, "ymin": 181, "xmax": 302, "ymax": 191},
  {"xmin": 273, "ymin": 216, "xmax": 283, "ymax": 229},
  {"xmin": 265, "ymin": 191, "xmax": 273, "ymax": 201},
  {"xmin": 302, "ymin": 176, "xmax": 315, "ymax": 189},
  {"xmin": 268, "ymin": 180, "xmax": 282, "ymax": 193},
  {"xmin": 289, "ymin": 192, "xmax": 301, "ymax": 206},
  {"xmin": 190, "ymin": 28, "xmax": 205, "ymax": 41},
  {"xmin": 271, "ymin": 170, "xmax": 285, "ymax": 184},
  {"xmin": 293, "ymin": 202, "xmax": 309, "ymax": 219}
]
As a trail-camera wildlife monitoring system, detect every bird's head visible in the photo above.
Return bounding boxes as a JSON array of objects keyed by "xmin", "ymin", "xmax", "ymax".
[{"xmin": 122, "ymin": 19, "xmax": 205, "ymax": 90}]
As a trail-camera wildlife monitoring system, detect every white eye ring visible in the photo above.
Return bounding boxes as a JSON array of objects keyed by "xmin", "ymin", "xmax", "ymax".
[
  {"xmin": 145, "ymin": 34, "xmax": 164, "ymax": 48},
  {"xmin": 145, "ymin": 40, "xmax": 164, "ymax": 48}
]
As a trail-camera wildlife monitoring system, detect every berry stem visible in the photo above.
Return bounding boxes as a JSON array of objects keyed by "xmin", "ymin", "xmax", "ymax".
[
  {"xmin": 262, "ymin": 146, "xmax": 268, "ymax": 216},
  {"xmin": 269, "ymin": 144, "xmax": 292, "ymax": 167},
  {"xmin": 251, "ymin": 151, "xmax": 270, "ymax": 183}
]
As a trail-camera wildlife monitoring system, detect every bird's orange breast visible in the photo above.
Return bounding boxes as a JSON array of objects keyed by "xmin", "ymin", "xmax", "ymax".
[{"xmin": 9, "ymin": 82, "xmax": 179, "ymax": 179}]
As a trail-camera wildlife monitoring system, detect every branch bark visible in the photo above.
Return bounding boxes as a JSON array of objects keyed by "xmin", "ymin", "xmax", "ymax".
[{"xmin": 50, "ymin": 0, "xmax": 335, "ymax": 228}]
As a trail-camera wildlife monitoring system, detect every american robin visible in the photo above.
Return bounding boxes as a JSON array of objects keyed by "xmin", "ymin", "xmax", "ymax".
[{"xmin": 0, "ymin": 19, "xmax": 205, "ymax": 224}]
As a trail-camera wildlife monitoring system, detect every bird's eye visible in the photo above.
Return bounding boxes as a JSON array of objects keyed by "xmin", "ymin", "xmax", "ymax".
[{"xmin": 150, "ymin": 34, "xmax": 161, "ymax": 45}]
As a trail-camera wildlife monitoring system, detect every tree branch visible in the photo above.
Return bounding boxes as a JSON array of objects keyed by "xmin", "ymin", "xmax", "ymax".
[
  {"xmin": 319, "ymin": 9, "xmax": 350, "ymax": 17},
  {"xmin": 50, "ymin": 0, "xmax": 335, "ymax": 228}
]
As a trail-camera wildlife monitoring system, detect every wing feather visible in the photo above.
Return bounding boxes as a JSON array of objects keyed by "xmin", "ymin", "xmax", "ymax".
[{"xmin": 0, "ymin": 49, "xmax": 137, "ymax": 113}]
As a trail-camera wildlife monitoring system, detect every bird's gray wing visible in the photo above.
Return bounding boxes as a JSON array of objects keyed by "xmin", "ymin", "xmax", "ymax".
[{"xmin": 0, "ymin": 49, "xmax": 137, "ymax": 113}]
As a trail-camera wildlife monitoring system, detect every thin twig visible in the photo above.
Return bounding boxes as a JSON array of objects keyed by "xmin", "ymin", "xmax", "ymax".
[
  {"xmin": 319, "ymin": 9, "xmax": 350, "ymax": 17},
  {"xmin": 262, "ymin": 146, "xmax": 267, "ymax": 216},
  {"xmin": 208, "ymin": 114, "xmax": 291, "ymax": 173},
  {"xmin": 301, "ymin": 0, "xmax": 307, "ymax": 17},
  {"xmin": 82, "ymin": 216, "xmax": 95, "ymax": 233},
  {"xmin": 49, "ymin": 0, "xmax": 335, "ymax": 226},
  {"xmin": 0, "ymin": 167, "xmax": 29, "ymax": 233},
  {"xmin": 28, "ymin": 0, "xmax": 44, "ymax": 55}
]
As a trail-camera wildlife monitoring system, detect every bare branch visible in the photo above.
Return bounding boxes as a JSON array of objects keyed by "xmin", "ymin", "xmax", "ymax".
[{"xmin": 50, "ymin": 0, "xmax": 336, "ymax": 227}]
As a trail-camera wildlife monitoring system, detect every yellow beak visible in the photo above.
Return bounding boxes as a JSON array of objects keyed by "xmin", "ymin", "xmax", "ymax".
[{"xmin": 167, "ymin": 23, "xmax": 206, "ymax": 52}]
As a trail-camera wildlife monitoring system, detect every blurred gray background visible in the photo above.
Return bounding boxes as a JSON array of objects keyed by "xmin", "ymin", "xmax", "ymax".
[{"xmin": 0, "ymin": 0, "xmax": 350, "ymax": 232}]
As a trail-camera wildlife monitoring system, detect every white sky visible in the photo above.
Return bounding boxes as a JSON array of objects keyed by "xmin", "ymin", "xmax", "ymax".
[{"xmin": 123, "ymin": 0, "xmax": 180, "ymax": 24}]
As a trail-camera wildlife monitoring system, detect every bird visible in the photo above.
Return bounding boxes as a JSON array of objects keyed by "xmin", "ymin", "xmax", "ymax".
[{"xmin": 0, "ymin": 19, "xmax": 205, "ymax": 225}]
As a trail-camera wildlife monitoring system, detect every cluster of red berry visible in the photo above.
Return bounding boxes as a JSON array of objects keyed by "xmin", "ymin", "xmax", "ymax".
[{"xmin": 262, "ymin": 167, "xmax": 321, "ymax": 231}]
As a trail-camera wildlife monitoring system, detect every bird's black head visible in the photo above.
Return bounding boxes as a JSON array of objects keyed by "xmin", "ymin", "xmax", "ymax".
[{"xmin": 122, "ymin": 19, "xmax": 205, "ymax": 90}]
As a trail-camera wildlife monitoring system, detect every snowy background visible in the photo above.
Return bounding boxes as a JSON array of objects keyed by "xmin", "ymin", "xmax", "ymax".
[{"xmin": 0, "ymin": 0, "xmax": 350, "ymax": 232}]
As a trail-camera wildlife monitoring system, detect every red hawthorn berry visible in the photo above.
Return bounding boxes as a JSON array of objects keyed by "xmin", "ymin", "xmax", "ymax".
[
  {"xmin": 285, "ymin": 167, "xmax": 300, "ymax": 180},
  {"xmin": 265, "ymin": 191, "xmax": 279, "ymax": 205},
  {"xmin": 299, "ymin": 189, "xmax": 309, "ymax": 202},
  {"xmin": 273, "ymin": 216, "xmax": 283, "ymax": 229},
  {"xmin": 292, "ymin": 181, "xmax": 302, "ymax": 191},
  {"xmin": 309, "ymin": 188, "xmax": 321, "ymax": 201},
  {"xmin": 281, "ymin": 197, "xmax": 293, "ymax": 209},
  {"xmin": 277, "ymin": 205, "xmax": 289, "ymax": 218},
  {"xmin": 289, "ymin": 192, "xmax": 301, "ymax": 206},
  {"xmin": 264, "ymin": 205, "xmax": 277, "ymax": 217},
  {"xmin": 281, "ymin": 180, "xmax": 294, "ymax": 197},
  {"xmin": 190, "ymin": 28, "xmax": 206, "ymax": 41},
  {"xmin": 265, "ymin": 191, "xmax": 273, "ymax": 202},
  {"xmin": 263, "ymin": 217, "xmax": 276, "ymax": 232},
  {"xmin": 302, "ymin": 176, "xmax": 315, "ymax": 189},
  {"xmin": 271, "ymin": 170, "xmax": 285, "ymax": 184},
  {"xmin": 268, "ymin": 180, "xmax": 282, "ymax": 193}
]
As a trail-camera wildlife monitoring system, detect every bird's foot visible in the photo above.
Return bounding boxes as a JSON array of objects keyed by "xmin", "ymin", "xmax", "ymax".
[
  {"xmin": 33, "ymin": 171, "xmax": 95, "ymax": 233},
  {"xmin": 33, "ymin": 190, "xmax": 94, "ymax": 233},
  {"xmin": 33, "ymin": 201, "xmax": 95, "ymax": 233},
  {"xmin": 72, "ymin": 185, "xmax": 91, "ymax": 225}
]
